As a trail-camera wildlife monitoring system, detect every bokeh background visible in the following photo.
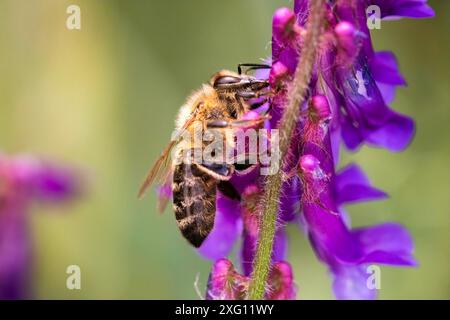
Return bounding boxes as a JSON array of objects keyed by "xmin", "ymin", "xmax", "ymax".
[{"xmin": 0, "ymin": 0, "xmax": 448, "ymax": 299}]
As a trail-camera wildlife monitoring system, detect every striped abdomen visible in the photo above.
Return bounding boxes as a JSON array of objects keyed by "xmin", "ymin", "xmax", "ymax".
[{"xmin": 172, "ymin": 163, "xmax": 217, "ymax": 247}]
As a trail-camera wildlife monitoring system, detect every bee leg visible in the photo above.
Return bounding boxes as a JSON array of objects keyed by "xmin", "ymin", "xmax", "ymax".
[
  {"xmin": 196, "ymin": 162, "xmax": 234, "ymax": 181},
  {"xmin": 236, "ymin": 91, "xmax": 258, "ymax": 99},
  {"xmin": 262, "ymin": 97, "xmax": 273, "ymax": 115},
  {"xmin": 206, "ymin": 116, "xmax": 269, "ymax": 129},
  {"xmin": 248, "ymin": 97, "xmax": 269, "ymax": 110},
  {"xmin": 236, "ymin": 90, "xmax": 271, "ymax": 101},
  {"xmin": 206, "ymin": 120, "xmax": 229, "ymax": 128},
  {"xmin": 233, "ymin": 163, "xmax": 257, "ymax": 175}
]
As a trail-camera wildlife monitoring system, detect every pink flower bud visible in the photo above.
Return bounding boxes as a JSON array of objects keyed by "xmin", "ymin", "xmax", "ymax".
[
  {"xmin": 206, "ymin": 259, "xmax": 248, "ymax": 300},
  {"xmin": 269, "ymin": 61, "xmax": 290, "ymax": 89},
  {"xmin": 241, "ymin": 185, "xmax": 261, "ymax": 237},
  {"xmin": 266, "ymin": 261, "xmax": 297, "ymax": 300},
  {"xmin": 310, "ymin": 95, "xmax": 331, "ymax": 120},
  {"xmin": 334, "ymin": 21, "xmax": 359, "ymax": 65},
  {"xmin": 273, "ymin": 8, "xmax": 296, "ymax": 42},
  {"xmin": 300, "ymin": 154, "xmax": 321, "ymax": 174},
  {"xmin": 335, "ymin": 21, "xmax": 356, "ymax": 48},
  {"xmin": 273, "ymin": 7, "xmax": 303, "ymax": 47}
]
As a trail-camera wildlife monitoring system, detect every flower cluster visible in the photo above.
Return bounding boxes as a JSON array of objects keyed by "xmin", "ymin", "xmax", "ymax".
[
  {"xmin": 0, "ymin": 153, "xmax": 80, "ymax": 299},
  {"xmin": 158, "ymin": 0, "xmax": 433, "ymax": 300},
  {"xmin": 206, "ymin": 259, "xmax": 296, "ymax": 300}
]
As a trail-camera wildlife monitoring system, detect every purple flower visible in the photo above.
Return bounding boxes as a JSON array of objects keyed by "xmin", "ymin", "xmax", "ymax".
[
  {"xmin": 300, "ymin": 153, "xmax": 416, "ymax": 299},
  {"xmin": 294, "ymin": 94, "xmax": 415, "ymax": 299},
  {"xmin": 205, "ymin": 259, "xmax": 296, "ymax": 300},
  {"xmin": 153, "ymin": 0, "xmax": 433, "ymax": 300},
  {"xmin": 369, "ymin": 0, "xmax": 435, "ymax": 19},
  {"xmin": 0, "ymin": 153, "xmax": 81, "ymax": 299},
  {"xmin": 198, "ymin": 177, "xmax": 291, "ymax": 277}
]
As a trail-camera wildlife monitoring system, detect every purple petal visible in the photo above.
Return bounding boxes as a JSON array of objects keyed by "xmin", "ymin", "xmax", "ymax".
[
  {"xmin": 33, "ymin": 164, "xmax": 80, "ymax": 201},
  {"xmin": 6, "ymin": 156, "xmax": 80, "ymax": 202},
  {"xmin": 279, "ymin": 176, "xmax": 301, "ymax": 222},
  {"xmin": 353, "ymin": 222, "xmax": 417, "ymax": 266},
  {"xmin": 273, "ymin": 228, "xmax": 288, "ymax": 263},
  {"xmin": 332, "ymin": 265, "xmax": 377, "ymax": 300},
  {"xmin": 337, "ymin": 55, "xmax": 414, "ymax": 151},
  {"xmin": 241, "ymin": 227, "xmax": 288, "ymax": 276},
  {"xmin": 331, "ymin": 128, "xmax": 342, "ymax": 165},
  {"xmin": 371, "ymin": 0, "xmax": 435, "ymax": 19},
  {"xmin": 370, "ymin": 51, "xmax": 406, "ymax": 86},
  {"xmin": 198, "ymin": 194, "xmax": 243, "ymax": 260},
  {"xmin": 303, "ymin": 203, "xmax": 363, "ymax": 265},
  {"xmin": 370, "ymin": 51, "xmax": 406, "ymax": 104},
  {"xmin": 294, "ymin": 0, "xmax": 309, "ymax": 25},
  {"xmin": 0, "ymin": 210, "xmax": 30, "ymax": 299},
  {"xmin": 341, "ymin": 115, "xmax": 364, "ymax": 151},
  {"xmin": 241, "ymin": 232, "xmax": 256, "ymax": 276},
  {"xmin": 365, "ymin": 110, "xmax": 415, "ymax": 152},
  {"xmin": 376, "ymin": 82, "xmax": 397, "ymax": 104},
  {"xmin": 339, "ymin": 59, "xmax": 391, "ymax": 127},
  {"xmin": 335, "ymin": 164, "xmax": 388, "ymax": 205}
]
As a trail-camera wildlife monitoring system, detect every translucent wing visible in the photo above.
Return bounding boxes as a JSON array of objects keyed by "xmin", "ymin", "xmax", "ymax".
[
  {"xmin": 137, "ymin": 140, "xmax": 176, "ymax": 199},
  {"xmin": 156, "ymin": 170, "xmax": 173, "ymax": 213},
  {"xmin": 138, "ymin": 116, "xmax": 196, "ymax": 199}
]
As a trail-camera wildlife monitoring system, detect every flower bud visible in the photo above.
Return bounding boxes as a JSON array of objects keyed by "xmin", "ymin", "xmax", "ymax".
[
  {"xmin": 241, "ymin": 185, "xmax": 261, "ymax": 237},
  {"xmin": 300, "ymin": 154, "xmax": 321, "ymax": 174},
  {"xmin": 273, "ymin": 7, "xmax": 303, "ymax": 47},
  {"xmin": 206, "ymin": 259, "xmax": 247, "ymax": 300},
  {"xmin": 269, "ymin": 61, "xmax": 290, "ymax": 89},
  {"xmin": 266, "ymin": 261, "xmax": 297, "ymax": 300},
  {"xmin": 335, "ymin": 21, "xmax": 356, "ymax": 49},
  {"xmin": 310, "ymin": 95, "xmax": 331, "ymax": 120},
  {"xmin": 334, "ymin": 21, "xmax": 359, "ymax": 65},
  {"xmin": 273, "ymin": 8, "xmax": 296, "ymax": 42}
]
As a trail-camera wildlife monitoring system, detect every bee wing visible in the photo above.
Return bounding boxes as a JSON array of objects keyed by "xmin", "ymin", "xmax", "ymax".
[
  {"xmin": 137, "ymin": 140, "xmax": 176, "ymax": 199},
  {"xmin": 138, "ymin": 116, "xmax": 196, "ymax": 199},
  {"xmin": 156, "ymin": 168, "xmax": 173, "ymax": 213}
]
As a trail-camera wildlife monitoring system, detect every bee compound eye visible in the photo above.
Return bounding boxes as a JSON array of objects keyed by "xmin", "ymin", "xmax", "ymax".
[{"xmin": 214, "ymin": 76, "xmax": 242, "ymax": 87}]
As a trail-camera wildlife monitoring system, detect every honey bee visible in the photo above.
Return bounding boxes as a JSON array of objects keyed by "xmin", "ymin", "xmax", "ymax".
[{"xmin": 139, "ymin": 63, "xmax": 272, "ymax": 247}]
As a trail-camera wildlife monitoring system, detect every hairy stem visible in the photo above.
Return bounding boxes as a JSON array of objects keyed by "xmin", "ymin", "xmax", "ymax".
[{"xmin": 247, "ymin": 0, "xmax": 326, "ymax": 300}]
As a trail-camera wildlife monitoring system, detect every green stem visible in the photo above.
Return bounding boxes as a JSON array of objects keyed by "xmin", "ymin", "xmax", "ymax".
[{"xmin": 246, "ymin": 0, "xmax": 326, "ymax": 300}]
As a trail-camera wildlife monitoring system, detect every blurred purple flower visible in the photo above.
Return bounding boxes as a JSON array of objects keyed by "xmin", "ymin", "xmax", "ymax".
[{"xmin": 0, "ymin": 153, "xmax": 81, "ymax": 299}]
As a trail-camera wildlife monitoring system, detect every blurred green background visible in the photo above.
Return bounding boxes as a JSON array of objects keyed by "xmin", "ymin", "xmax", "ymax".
[{"xmin": 0, "ymin": 0, "xmax": 448, "ymax": 299}]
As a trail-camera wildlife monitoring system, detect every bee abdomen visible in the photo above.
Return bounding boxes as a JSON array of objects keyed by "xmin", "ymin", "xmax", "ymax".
[{"xmin": 172, "ymin": 163, "xmax": 217, "ymax": 247}]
